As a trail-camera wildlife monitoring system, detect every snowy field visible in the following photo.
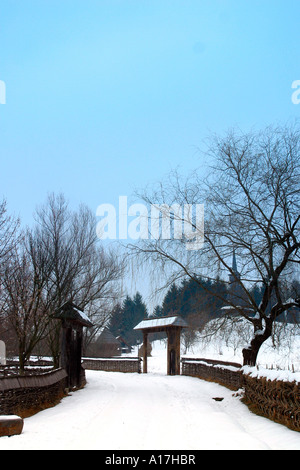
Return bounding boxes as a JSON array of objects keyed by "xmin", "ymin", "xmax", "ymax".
[
  {"xmin": 0, "ymin": 339, "xmax": 300, "ymax": 450},
  {"xmin": 183, "ymin": 319, "xmax": 300, "ymax": 375}
]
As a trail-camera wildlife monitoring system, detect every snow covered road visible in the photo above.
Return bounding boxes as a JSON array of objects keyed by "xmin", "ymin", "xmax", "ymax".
[{"xmin": 0, "ymin": 369, "xmax": 300, "ymax": 450}]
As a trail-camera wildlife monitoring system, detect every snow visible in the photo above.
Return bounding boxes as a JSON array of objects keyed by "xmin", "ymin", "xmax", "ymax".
[
  {"xmin": 184, "ymin": 359, "xmax": 241, "ymax": 373},
  {"xmin": 188, "ymin": 318, "xmax": 300, "ymax": 373},
  {"xmin": 0, "ymin": 341, "xmax": 299, "ymax": 450},
  {"xmin": 0, "ymin": 340, "xmax": 6, "ymax": 365},
  {"xmin": 242, "ymin": 366, "xmax": 300, "ymax": 384},
  {"xmin": 73, "ymin": 306, "xmax": 93, "ymax": 326},
  {"xmin": 134, "ymin": 315, "xmax": 188, "ymax": 330},
  {"xmin": 0, "ymin": 415, "xmax": 21, "ymax": 421}
]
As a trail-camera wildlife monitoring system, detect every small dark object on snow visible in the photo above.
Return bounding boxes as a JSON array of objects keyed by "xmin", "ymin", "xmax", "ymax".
[{"xmin": 213, "ymin": 397, "xmax": 224, "ymax": 401}]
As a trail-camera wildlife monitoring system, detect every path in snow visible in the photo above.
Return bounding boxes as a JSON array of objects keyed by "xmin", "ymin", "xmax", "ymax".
[{"xmin": 0, "ymin": 369, "xmax": 300, "ymax": 450}]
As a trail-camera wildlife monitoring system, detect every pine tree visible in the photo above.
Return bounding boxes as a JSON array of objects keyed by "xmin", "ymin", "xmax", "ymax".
[
  {"xmin": 109, "ymin": 292, "xmax": 148, "ymax": 346},
  {"xmin": 108, "ymin": 303, "xmax": 124, "ymax": 337},
  {"xmin": 152, "ymin": 305, "xmax": 163, "ymax": 317},
  {"xmin": 162, "ymin": 283, "xmax": 179, "ymax": 316}
]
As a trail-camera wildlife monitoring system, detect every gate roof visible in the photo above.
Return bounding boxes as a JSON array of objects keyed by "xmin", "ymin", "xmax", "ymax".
[
  {"xmin": 54, "ymin": 301, "xmax": 93, "ymax": 328},
  {"xmin": 134, "ymin": 315, "xmax": 188, "ymax": 332}
]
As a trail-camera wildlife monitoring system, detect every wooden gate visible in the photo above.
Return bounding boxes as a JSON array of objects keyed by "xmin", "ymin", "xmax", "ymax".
[{"xmin": 134, "ymin": 315, "xmax": 188, "ymax": 375}]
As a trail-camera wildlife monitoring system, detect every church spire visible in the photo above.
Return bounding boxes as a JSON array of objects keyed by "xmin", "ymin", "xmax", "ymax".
[
  {"xmin": 229, "ymin": 249, "xmax": 240, "ymax": 284},
  {"xmin": 232, "ymin": 249, "xmax": 238, "ymax": 274}
]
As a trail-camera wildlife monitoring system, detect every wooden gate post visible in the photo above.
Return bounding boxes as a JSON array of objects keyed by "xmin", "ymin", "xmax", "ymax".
[
  {"xmin": 143, "ymin": 331, "xmax": 148, "ymax": 373},
  {"xmin": 167, "ymin": 326, "xmax": 181, "ymax": 375},
  {"xmin": 54, "ymin": 301, "xmax": 93, "ymax": 389}
]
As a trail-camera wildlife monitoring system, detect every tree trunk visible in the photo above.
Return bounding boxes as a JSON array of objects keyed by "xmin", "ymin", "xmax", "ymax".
[
  {"xmin": 18, "ymin": 353, "xmax": 26, "ymax": 375},
  {"xmin": 242, "ymin": 323, "xmax": 272, "ymax": 366},
  {"xmin": 53, "ymin": 354, "xmax": 60, "ymax": 370},
  {"xmin": 242, "ymin": 346, "xmax": 260, "ymax": 367}
]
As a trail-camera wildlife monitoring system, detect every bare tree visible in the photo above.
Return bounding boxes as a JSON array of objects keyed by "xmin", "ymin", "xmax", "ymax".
[
  {"xmin": 0, "ymin": 199, "xmax": 21, "ymax": 356},
  {"xmin": 130, "ymin": 123, "xmax": 300, "ymax": 366},
  {"xmin": 33, "ymin": 194, "xmax": 124, "ymax": 365},
  {"xmin": 1, "ymin": 235, "xmax": 52, "ymax": 371},
  {"xmin": 0, "ymin": 198, "xmax": 20, "ymax": 267},
  {"xmin": 1, "ymin": 194, "xmax": 124, "ymax": 369}
]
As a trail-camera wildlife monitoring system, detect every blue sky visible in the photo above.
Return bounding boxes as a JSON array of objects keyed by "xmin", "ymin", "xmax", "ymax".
[{"xmin": 1, "ymin": 0, "xmax": 300, "ymax": 228}]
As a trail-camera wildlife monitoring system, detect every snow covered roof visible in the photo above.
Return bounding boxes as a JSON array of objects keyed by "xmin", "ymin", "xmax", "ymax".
[
  {"xmin": 54, "ymin": 301, "xmax": 94, "ymax": 328},
  {"xmin": 134, "ymin": 315, "xmax": 188, "ymax": 331}
]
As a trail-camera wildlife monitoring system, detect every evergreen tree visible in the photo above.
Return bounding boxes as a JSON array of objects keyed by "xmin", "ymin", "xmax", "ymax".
[
  {"xmin": 152, "ymin": 305, "xmax": 163, "ymax": 317},
  {"xmin": 160, "ymin": 277, "xmax": 228, "ymax": 327},
  {"xmin": 109, "ymin": 292, "xmax": 148, "ymax": 346},
  {"xmin": 133, "ymin": 292, "xmax": 148, "ymax": 324},
  {"xmin": 120, "ymin": 295, "xmax": 136, "ymax": 342},
  {"xmin": 108, "ymin": 303, "xmax": 124, "ymax": 337},
  {"xmin": 162, "ymin": 283, "xmax": 179, "ymax": 316},
  {"xmin": 128, "ymin": 292, "xmax": 147, "ymax": 344}
]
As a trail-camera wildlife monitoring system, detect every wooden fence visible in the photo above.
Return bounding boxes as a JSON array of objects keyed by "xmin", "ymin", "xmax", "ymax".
[
  {"xmin": 242, "ymin": 372, "xmax": 300, "ymax": 432},
  {"xmin": 0, "ymin": 364, "xmax": 54, "ymax": 378},
  {"xmin": 1, "ymin": 355, "xmax": 299, "ymax": 433},
  {"xmin": 181, "ymin": 356, "xmax": 300, "ymax": 432},
  {"xmin": 0, "ymin": 357, "xmax": 140, "ymax": 418},
  {"xmin": 82, "ymin": 357, "xmax": 142, "ymax": 374},
  {"xmin": 181, "ymin": 357, "xmax": 243, "ymax": 390},
  {"xmin": 0, "ymin": 368, "xmax": 69, "ymax": 417}
]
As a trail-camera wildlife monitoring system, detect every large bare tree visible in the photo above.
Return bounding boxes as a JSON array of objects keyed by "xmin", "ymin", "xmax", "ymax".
[
  {"xmin": 33, "ymin": 193, "xmax": 125, "ymax": 365},
  {"xmin": 1, "ymin": 194, "xmax": 124, "ymax": 369},
  {"xmin": 0, "ymin": 199, "xmax": 21, "ymax": 352},
  {"xmin": 1, "ymin": 238, "xmax": 52, "ymax": 371},
  {"xmin": 130, "ymin": 123, "xmax": 300, "ymax": 366}
]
